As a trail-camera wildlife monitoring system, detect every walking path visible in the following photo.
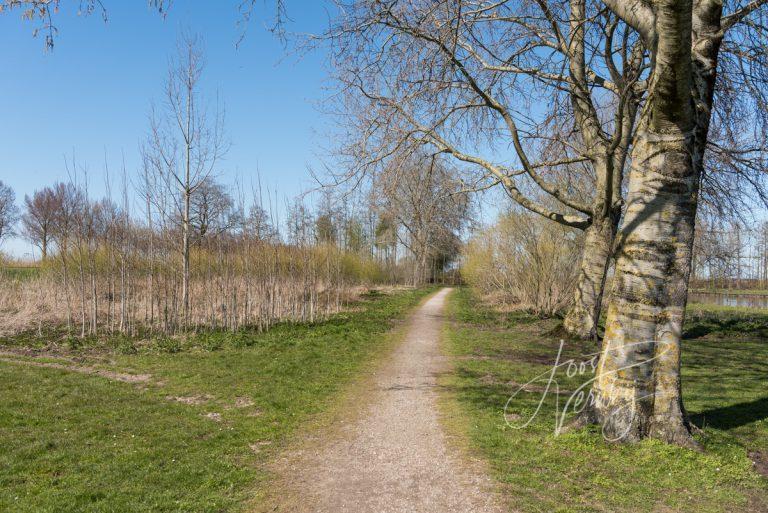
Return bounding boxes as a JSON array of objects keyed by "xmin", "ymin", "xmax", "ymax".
[{"xmin": 272, "ymin": 288, "xmax": 503, "ymax": 513}]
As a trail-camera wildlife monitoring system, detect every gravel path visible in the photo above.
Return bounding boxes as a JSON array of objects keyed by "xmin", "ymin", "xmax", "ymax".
[{"xmin": 274, "ymin": 288, "xmax": 503, "ymax": 513}]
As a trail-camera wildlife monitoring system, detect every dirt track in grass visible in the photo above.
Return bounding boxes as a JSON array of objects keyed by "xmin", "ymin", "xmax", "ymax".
[{"xmin": 268, "ymin": 288, "xmax": 503, "ymax": 513}]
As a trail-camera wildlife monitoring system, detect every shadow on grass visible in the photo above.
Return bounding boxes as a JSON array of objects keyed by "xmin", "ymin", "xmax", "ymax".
[
  {"xmin": 449, "ymin": 366, "xmax": 570, "ymax": 415},
  {"xmin": 683, "ymin": 312, "xmax": 768, "ymax": 340},
  {"xmin": 691, "ymin": 396, "xmax": 768, "ymax": 430}
]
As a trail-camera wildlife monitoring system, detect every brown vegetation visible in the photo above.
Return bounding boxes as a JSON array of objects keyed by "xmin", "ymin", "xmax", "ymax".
[
  {"xmin": 0, "ymin": 242, "xmax": 385, "ymax": 337},
  {"xmin": 462, "ymin": 209, "xmax": 582, "ymax": 317}
]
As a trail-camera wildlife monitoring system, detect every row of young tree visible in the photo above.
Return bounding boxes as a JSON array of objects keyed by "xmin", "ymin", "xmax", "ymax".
[
  {"xmin": 0, "ymin": 175, "xmax": 377, "ymax": 336},
  {"xmin": 0, "ymin": 32, "xmax": 470, "ymax": 337},
  {"xmin": 692, "ymin": 220, "xmax": 768, "ymax": 289},
  {"xmin": 0, "ymin": 165, "xmax": 466, "ymax": 336}
]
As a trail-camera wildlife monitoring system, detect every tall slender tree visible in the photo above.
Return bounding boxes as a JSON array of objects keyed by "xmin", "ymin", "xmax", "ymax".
[{"xmin": 146, "ymin": 33, "xmax": 228, "ymax": 327}]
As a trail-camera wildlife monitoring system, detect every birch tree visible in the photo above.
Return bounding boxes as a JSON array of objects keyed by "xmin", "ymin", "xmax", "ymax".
[{"xmin": 580, "ymin": 0, "xmax": 768, "ymax": 445}]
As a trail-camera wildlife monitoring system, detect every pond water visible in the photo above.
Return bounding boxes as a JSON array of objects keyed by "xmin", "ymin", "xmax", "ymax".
[{"xmin": 688, "ymin": 292, "xmax": 768, "ymax": 309}]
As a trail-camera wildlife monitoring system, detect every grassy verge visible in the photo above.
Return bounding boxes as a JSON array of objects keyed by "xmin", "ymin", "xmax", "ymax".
[
  {"xmin": 0, "ymin": 287, "xmax": 433, "ymax": 513},
  {"xmin": 441, "ymin": 288, "xmax": 768, "ymax": 513}
]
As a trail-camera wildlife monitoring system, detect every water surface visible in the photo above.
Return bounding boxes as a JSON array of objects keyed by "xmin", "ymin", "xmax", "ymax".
[{"xmin": 689, "ymin": 292, "xmax": 768, "ymax": 310}]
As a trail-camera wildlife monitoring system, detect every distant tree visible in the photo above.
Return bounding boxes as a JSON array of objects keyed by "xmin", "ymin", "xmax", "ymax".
[
  {"xmin": 190, "ymin": 178, "xmax": 236, "ymax": 242},
  {"xmin": 21, "ymin": 186, "xmax": 60, "ymax": 259},
  {"xmin": 46, "ymin": 181, "xmax": 85, "ymax": 329},
  {"xmin": 48, "ymin": 182, "xmax": 83, "ymax": 250},
  {"xmin": 245, "ymin": 204, "xmax": 277, "ymax": 242},
  {"xmin": 315, "ymin": 213, "xmax": 337, "ymax": 246},
  {"xmin": 313, "ymin": 190, "xmax": 339, "ymax": 246},
  {"xmin": 376, "ymin": 153, "xmax": 470, "ymax": 285},
  {"xmin": 0, "ymin": 180, "xmax": 19, "ymax": 246},
  {"xmin": 344, "ymin": 218, "xmax": 366, "ymax": 254},
  {"xmin": 287, "ymin": 200, "xmax": 313, "ymax": 246},
  {"xmin": 373, "ymin": 213, "xmax": 398, "ymax": 280}
]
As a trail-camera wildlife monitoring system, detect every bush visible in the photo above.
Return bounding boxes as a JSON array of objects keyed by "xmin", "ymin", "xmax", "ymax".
[
  {"xmin": 155, "ymin": 336, "xmax": 182, "ymax": 354},
  {"xmin": 462, "ymin": 209, "xmax": 582, "ymax": 316},
  {"xmin": 115, "ymin": 337, "xmax": 138, "ymax": 354},
  {"xmin": 198, "ymin": 333, "xmax": 224, "ymax": 351}
]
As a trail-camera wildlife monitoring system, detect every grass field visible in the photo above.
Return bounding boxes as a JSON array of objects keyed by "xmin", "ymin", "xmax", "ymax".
[
  {"xmin": 0, "ymin": 265, "xmax": 40, "ymax": 280},
  {"xmin": 441, "ymin": 288, "xmax": 768, "ymax": 513},
  {"xmin": 0, "ymin": 287, "xmax": 432, "ymax": 513}
]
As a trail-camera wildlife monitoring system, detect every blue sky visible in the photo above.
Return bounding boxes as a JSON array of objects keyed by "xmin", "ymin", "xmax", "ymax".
[{"xmin": 0, "ymin": 0, "xmax": 338, "ymax": 258}]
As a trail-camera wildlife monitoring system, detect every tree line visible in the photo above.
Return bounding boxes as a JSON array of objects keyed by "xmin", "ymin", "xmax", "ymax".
[
  {"xmin": 692, "ymin": 220, "xmax": 768, "ymax": 289},
  {"xmin": 0, "ymin": 164, "xmax": 465, "ymax": 337},
  {"xmin": 0, "ymin": 32, "xmax": 469, "ymax": 338}
]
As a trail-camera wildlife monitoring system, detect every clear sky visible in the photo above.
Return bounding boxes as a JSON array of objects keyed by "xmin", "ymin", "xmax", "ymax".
[{"xmin": 0, "ymin": 0, "xmax": 337, "ymax": 258}]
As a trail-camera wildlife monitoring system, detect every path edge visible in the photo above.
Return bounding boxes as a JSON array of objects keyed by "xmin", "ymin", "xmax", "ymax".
[{"xmin": 435, "ymin": 288, "xmax": 515, "ymax": 513}]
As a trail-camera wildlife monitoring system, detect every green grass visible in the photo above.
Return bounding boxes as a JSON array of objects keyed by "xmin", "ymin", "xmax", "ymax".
[
  {"xmin": 691, "ymin": 288, "xmax": 768, "ymax": 296},
  {"xmin": 0, "ymin": 287, "xmax": 433, "ymax": 513},
  {"xmin": 0, "ymin": 266, "xmax": 40, "ymax": 280},
  {"xmin": 441, "ymin": 288, "xmax": 768, "ymax": 513}
]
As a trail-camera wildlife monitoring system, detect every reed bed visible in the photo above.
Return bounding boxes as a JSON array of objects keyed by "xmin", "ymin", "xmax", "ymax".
[{"xmin": 0, "ymin": 241, "xmax": 388, "ymax": 338}]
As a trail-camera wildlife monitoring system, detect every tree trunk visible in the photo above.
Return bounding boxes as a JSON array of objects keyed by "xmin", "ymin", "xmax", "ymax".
[
  {"xmin": 586, "ymin": 0, "xmax": 698, "ymax": 446},
  {"xmin": 563, "ymin": 0, "xmax": 639, "ymax": 340},
  {"xmin": 691, "ymin": 0, "xmax": 723, "ymax": 189},
  {"xmin": 589, "ymin": 130, "xmax": 698, "ymax": 446},
  {"xmin": 564, "ymin": 213, "xmax": 616, "ymax": 339},
  {"xmin": 60, "ymin": 243, "xmax": 72, "ymax": 332},
  {"xmin": 182, "ymin": 188, "xmax": 191, "ymax": 327},
  {"xmin": 563, "ymin": 145, "xmax": 631, "ymax": 341}
]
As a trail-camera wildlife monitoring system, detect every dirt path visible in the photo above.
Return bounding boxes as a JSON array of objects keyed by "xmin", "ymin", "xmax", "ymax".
[{"xmin": 272, "ymin": 288, "xmax": 503, "ymax": 513}]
